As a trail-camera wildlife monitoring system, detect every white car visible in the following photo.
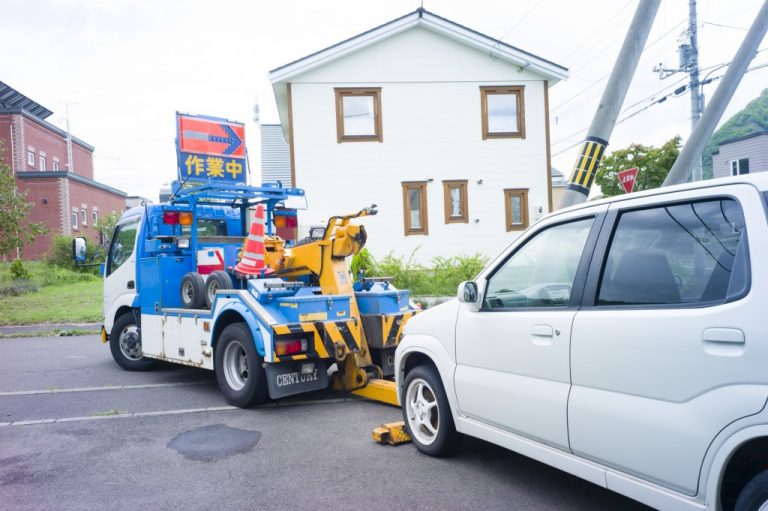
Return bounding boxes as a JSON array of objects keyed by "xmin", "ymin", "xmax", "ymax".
[{"xmin": 395, "ymin": 172, "xmax": 768, "ymax": 511}]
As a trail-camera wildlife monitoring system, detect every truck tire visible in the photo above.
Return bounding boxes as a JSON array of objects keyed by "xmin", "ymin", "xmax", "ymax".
[
  {"xmin": 180, "ymin": 272, "xmax": 206, "ymax": 309},
  {"xmin": 735, "ymin": 469, "xmax": 768, "ymax": 511},
  {"xmin": 402, "ymin": 365, "xmax": 462, "ymax": 457},
  {"xmin": 109, "ymin": 312, "xmax": 154, "ymax": 371},
  {"xmin": 215, "ymin": 323, "xmax": 268, "ymax": 407},
  {"xmin": 205, "ymin": 270, "xmax": 233, "ymax": 309}
]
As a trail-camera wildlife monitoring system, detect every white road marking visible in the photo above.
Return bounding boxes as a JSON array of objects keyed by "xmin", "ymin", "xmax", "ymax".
[
  {"xmin": 0, "ymin": 397, "xmax": 357, "ymax": 427},
  {"xmin": 0, "ymin": 380, "xmax": 214, "ymax": 397}
]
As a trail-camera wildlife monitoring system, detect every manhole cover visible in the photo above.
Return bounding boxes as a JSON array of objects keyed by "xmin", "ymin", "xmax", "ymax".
[{"xmin": 168, "ymin": 424, "xmax": 261, "ymax": 462}]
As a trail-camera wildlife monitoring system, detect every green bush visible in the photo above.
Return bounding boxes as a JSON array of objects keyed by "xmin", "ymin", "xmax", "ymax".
[
  {"xmin": 368, "ymin": 249, "xmax": 488, "ymax": 296},
  {"xmin": 9, "ymin": 258, "xmax": 30, "ymax": 280},
  {"xmin": 48, "ymin": 235, "xmax": 103, "ymax": 273}
]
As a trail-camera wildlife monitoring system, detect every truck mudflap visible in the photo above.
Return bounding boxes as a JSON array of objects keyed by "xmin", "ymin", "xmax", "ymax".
[
  {"xmin": 272, "ymin": 319, "xmax": 361, "ymax": 362},
  {"xmin": 360, "ymin": 311, "xmax": 416, "ymax": 349},
  {"xmin": 265, "ymin": 359, "xmax": 329, "ymax": 399}
]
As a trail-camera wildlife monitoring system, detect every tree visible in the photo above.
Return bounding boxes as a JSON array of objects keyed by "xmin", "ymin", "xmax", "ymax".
[
  {"xmin": 594, "ymin": 136, "xmax": 681, "ymax": 198},
  {"xmin": 0, "ymin": 147, "xmax": 46, "ymax": 259},
  {"xmin": 95, "ymin": 212, "xmax": 119, "ymax": 247}
]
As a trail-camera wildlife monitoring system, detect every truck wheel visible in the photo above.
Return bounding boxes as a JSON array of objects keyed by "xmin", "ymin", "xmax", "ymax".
[
  {"xmin": 205, "ymin": 271, "xmax": 233, "ymax": 309},
  {"xmin": 215, "ymin": 323, "xmax": 268, "ymax": 407},
  {"xmin": 402, "ymin": 365, "xmax": 462, "ymax": 457},
  {"xmin": 180, "ymin": 272, "xmax": 206, "ymax": 309},
  {"xmin": 109, "ymin": 313, "xmax": 154, "ymax": 371},
  {"xmin": 735, "ymin": 469, "xmax": 768, "ymax": 511}
]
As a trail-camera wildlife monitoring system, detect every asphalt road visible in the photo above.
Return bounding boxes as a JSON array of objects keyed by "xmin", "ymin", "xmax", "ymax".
[{"xmin": 0, "ymin": 335, "xmax": 652, "ymax": 511}]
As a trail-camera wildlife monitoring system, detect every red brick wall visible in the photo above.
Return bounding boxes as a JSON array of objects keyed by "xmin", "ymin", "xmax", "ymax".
[
  {"xmin": 21, "ymin": 117, "xmax": 94, "ymax": 178},
  {"xmin": 15, "ymin": 177, "xmax": 62, "ymax": 260},
  {"xmin": 68, "ymin": 179, "xmax": 125, "ymax": 246},
  {"xmin": 15, "ymin": 175, "xmax": 126, "ymax": 260}
]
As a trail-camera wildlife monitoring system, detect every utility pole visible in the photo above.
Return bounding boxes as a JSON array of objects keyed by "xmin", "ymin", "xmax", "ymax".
[
  {"xmin": 663, "ymin": 0, "xmax": 768, "ymax": 186},
  {"xmin": 653, "ymin": 0, "xmax": 703, "ymax": 180},
  {"xmin": 559, "ymin": 0, "xmax": 661, "ymax": 209}
]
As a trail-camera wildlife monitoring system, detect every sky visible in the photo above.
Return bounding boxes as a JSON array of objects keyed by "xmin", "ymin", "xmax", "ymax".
[{"xmin": 2, "ymin": 0, "xmax": 767, "ymax": 200}]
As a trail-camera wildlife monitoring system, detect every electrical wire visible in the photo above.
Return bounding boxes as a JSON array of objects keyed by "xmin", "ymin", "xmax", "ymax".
[
  {"xmin": 551, "ymin": 59, "xmax": 768, "ymax": 157},
  {"xmin": 497, "ymin": 0, "xmax": 546, "ymax": 41}
]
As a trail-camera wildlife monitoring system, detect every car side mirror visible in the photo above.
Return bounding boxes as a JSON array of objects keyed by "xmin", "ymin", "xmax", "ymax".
[
  {"xmin": 73, "ymin": 237, "xmax": 87, "ymax": 263},
  {"xmin": 457, "ymin": 281, "xmax": 479, "ymax": 304}
]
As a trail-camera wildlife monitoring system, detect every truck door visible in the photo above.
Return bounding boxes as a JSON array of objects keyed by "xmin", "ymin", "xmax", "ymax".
[
  {"xmin": 454, "ymin": 206, "xmax": 604, "ymax": 450},
  {"xmin": 568, "ymin": 185, "xmax": 768, "ymax": 496},
  {"xmin": 104, "ymin": 216, "xmax": 141, "ymax": 330}
]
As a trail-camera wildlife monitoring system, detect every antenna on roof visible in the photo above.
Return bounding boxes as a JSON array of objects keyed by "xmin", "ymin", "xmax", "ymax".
[{"xmin": 420, "ymin": 0, "xmax": 424, "ymax": 9}]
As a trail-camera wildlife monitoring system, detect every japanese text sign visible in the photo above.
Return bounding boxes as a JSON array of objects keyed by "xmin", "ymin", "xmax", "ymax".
[
  {"xmin": 176, "ymin": 113, "xmax": 246, "ymax": 184},
  {"xmin": 617, "ymin": 167, "xmax": 639, "ymax": 194}
]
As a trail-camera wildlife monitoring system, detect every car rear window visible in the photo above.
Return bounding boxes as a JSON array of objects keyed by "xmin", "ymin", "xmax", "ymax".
[{"xmin": 597, "ymin": 198, "xmax": 748, "ymax": 306}]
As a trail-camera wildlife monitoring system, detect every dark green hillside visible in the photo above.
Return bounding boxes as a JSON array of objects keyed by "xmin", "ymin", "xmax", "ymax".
[{"xmin": 704, "ymin": 88, "xmax": 768, "ymax": 178}]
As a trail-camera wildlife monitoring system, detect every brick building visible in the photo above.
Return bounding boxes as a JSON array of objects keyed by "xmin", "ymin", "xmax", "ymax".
[{"xmin": 0, "ymin": 81, "xmax": 126, "ymax": 259}]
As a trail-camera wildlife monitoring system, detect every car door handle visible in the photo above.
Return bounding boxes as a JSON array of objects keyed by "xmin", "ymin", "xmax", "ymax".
[
  {"xmin": 702, "ymin": 327, "xmax": 744, "ymax": 357},
  {"xmin": 127, "ymin": 280, "xmax": 135, "ymax": 290},
  {"xmin": 702, "ymin": 328, "xmax": 744, "ymax": 344},
  {"xmin": 531, "ymin": 325, "xmax": 554, "ymax": 337}
]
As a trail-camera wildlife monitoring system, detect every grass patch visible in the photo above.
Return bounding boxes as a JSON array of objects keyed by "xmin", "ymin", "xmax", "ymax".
[
  {"xmin": 0, "ymin": 279, "xmax": 102, "ymax": 326},
  {"xmin": 92, "ymin": 409, "xmax": 123, "ymax": 417},
  {"xmin": 0, "ymin": 261, "xmax": 101, "ymax": 325}
]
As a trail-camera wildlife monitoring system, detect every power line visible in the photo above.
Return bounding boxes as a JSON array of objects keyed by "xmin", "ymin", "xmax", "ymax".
[
  {"xmin": 551, "ymin": 59, "xmax": 768, "ymax": 157},
  {"xmin": 552, "ymin": 17, "xmax": 688, "ymax": 115},
  {"xmin": 497, "ymin": 0, "xmax": 546, "ymax": 41}
]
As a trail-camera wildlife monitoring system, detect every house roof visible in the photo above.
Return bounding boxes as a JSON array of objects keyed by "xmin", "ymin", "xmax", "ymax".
[
  {"xmin": 0, "ymin": 81, "xmax": 53, "ymax": 119},
  {"xmin": 717, "ymin": 130, "xmax": 768, "ymax": 147},
  {"xmin": 269, "ymin": 8, "xmax": 568, "ymax": 138},
  {"xmin": 0, "ymin": 80, "xmax": 95, "ymax": 152}
]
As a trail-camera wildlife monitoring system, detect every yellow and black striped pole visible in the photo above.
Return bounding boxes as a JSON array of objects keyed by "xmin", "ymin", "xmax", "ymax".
[
  {"xmin": 565, "ymin": 136, "xmax": 607, "ymax": 197},
  {"xmin": 558, "ymin": 0, "xmax": 660, "ymax": 209}
]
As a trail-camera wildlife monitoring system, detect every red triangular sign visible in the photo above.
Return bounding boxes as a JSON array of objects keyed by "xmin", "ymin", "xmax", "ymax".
[{"xmin": 617, "ymin": 167, "xmax": 639, "ymax": 194}]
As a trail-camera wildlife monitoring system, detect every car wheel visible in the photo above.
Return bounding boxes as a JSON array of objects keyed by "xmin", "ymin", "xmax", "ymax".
[
  {"xmin": 735, "ymin": 469, "xmax": 768, "ymax": 511},
  {"xmin": 205, "ymin": 270, "xmax": 233, "ymax": 309},
  {"xmin": 180, "ymin": 272, "xmax": 206, "ymax": 309},
  {"xmin": 402, "ymin": 365, "xmax": 462, "ymax": 456},
  {"xmin": 109, "ymin": 312, "xmax": 154, "ymax": 371},
  {"xmin": 215, "ymin": 323, "xmax": 268, "ymax": 407}
]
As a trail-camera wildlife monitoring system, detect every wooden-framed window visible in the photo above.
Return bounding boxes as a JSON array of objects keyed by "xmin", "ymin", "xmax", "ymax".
[
  {"xmin": 504, "ymin": 188, "xmax": 529, "ymax": 231},
  {"xmin": 443, "ymin": 180, "xmax": 468, "ymax": 224},
  {"xmin": 334, "ymin": 88, "xmax": 383, "ymax": 143},
  {"xmin": 480, "ymin": 86, "xmax": 525, "ymax": 139},
  {"xmin": 402, "ymin": 181, "xmax": 428, "ymax": 236}
]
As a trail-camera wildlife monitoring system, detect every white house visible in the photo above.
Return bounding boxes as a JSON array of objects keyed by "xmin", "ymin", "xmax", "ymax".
[{"xmin": 269, "ymin": 8, "xmax": 568, "ymax": 262}]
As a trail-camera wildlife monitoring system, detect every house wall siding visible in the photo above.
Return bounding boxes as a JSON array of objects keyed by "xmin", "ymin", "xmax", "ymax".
[
  {"xmin": 712, "ymin": 134, "xmax": 768, "ymax": 178},
  {"xmin": 289, "ymin": 27, "xmax": 551, "ymax": 262}
]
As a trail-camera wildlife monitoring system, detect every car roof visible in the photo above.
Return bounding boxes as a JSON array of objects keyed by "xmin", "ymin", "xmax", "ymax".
[{"xmin": 553, "ymin": 172, "xmax": 768, "ymax": 218}]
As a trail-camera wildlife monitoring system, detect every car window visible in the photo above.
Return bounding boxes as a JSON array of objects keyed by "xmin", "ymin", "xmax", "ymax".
[
  {"xmin": 597, "ymin": 198, "xmax": 747, "ymax": 306},
  {"xmin": 107, "ymin": 219, "xmax": 139, "ymax": 276},
  {"xmin": 484, "ymin": 217, "xmax": 594, "ymax": 309}
]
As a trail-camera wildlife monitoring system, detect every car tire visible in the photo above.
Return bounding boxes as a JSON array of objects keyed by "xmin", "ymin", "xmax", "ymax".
[
  {"xmin": 735, "ymin": 469, "xmax": 768, "ymax": 511},
  {"xmin": 205, "ymin": 270, "xmax": 233, "ymax": 309},
  {"xmin": 215, "ymin": 323, "xmax": 268, "ymax": 407},
  {"xmin": 402, "ymin": 364, "xmax": 462, "ymax": 457},
  {"xmin": 109, "ymin": 312, "xmax": 154, "ymax": 371},
  {"xmin": 180, "ymin": 272, "xmax": 206, "ymax": 309}
]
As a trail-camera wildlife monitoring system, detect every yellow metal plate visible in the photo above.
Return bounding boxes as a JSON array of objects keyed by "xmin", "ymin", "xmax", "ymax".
[
  {"xmin": 100, "ymin": 326, "xmax": 108, "ymax": 343},
  {"xmin": 372, "ymin": 421, "xmax": 411, "ymax": 445}
]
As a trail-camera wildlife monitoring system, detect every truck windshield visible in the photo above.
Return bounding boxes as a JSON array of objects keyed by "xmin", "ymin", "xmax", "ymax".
[{"xmin": 107, "ymin": 219, "xmax": 140, "ymax": 276}]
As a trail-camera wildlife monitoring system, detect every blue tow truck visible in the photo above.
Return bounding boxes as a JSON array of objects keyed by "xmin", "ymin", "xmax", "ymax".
[{"xmin": 74, "ymin": 181, "xmax": 416, "ymax": 407}]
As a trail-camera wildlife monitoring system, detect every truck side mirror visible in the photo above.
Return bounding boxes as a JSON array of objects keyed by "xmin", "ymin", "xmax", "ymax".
[
  {"xmin": 457, "ymin": 281, "xmax": 479, "ymax": 304},
  {"xmin": 73, "ymin": 237, "xmax": 87, "ymax": 263}
]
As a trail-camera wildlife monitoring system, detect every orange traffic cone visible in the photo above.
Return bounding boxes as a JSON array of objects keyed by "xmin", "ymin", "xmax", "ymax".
[{"xmin": 235, "ymin": 204, "xmax": 274, "ymax": 277}]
